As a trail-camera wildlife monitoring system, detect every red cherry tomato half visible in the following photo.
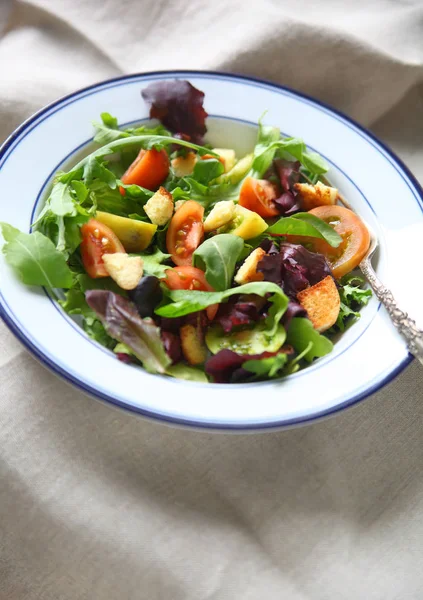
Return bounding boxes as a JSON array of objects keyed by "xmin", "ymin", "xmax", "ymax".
[
  {"xmin": 239, "ymin": 177, "xmax": 279, "ymax": 218},
  {"xmin": 80, "ymin": 219, "xmax": 125, "ymax": 278},
  {"xmin": 166, "ymin": 200, "xmax": 204, "ymax": 266},
  {"xmin": 163, "ymin": 266, "xmax": 218, "ymax": 320}
]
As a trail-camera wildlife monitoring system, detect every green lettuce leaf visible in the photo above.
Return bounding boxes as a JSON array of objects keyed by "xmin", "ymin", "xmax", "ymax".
[
  {"xmin": 243, "ymin": 353, "xmax": 289, "ymax": 378},
  {"xmin": 137, "ymin": 248, "xmax": 171, "ymax": 277},
  {"xmin": 1, "ymin": 225, "xmax": 73, "ymax": 289},
  {"xmin": 192, "ymin": 158, "xmax": 225, "ymax": 185},
  {"xmin": 156, "ymin": 281, "xmax": 288, "ymax": 320},
  {"xmin": 267, "ymin": 212, "xmax": 342, "ymax": 247},
  {"xmin": 193, "ymin": 234, "xmax": 244, "ymax": 291},
  {"xmin": 331, "ymin": 274, "xmax": 372, "ymax": 331},
  {"xmin": 286, "ymin": 318, "xmax": 333, "ymax": 363}
]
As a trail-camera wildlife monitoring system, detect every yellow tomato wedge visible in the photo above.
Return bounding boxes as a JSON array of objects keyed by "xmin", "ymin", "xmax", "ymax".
[
  {"xmin": 221, "ymin": 205, "xmax": 268, "ymax": 240},
  {"xmin": 95, "ymin": 211, "xmax": 157, "ymax": 252}
]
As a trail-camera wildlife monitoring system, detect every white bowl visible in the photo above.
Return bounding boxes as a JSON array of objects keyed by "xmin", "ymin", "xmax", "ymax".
[{"xmin": 0, "ymin": 71, "xmax": 421, "ymax": 430}]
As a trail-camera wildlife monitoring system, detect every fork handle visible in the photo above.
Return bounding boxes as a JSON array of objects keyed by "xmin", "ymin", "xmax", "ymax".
[{"xmin": 360, "ymin": 258, "xmax": 423, "ymax": 365}]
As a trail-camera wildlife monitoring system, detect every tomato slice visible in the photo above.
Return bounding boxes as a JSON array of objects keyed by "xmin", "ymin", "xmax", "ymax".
[
  {"xmin": 164, "ymin": 266, "xmax": 212, "ymax": 291},
  {"xmin": 307, "ymin": 205, "xmax": 370, "ymax": 278},
  {"xmin": 163, "ymin": 266, "xmax": 218, "ymax": 320},
  {"xmin": 120, "ymin": 148, "xmax": 169, "ymax": 192},
  {"xmin": 80, "ymin": 219, "xmax": 125, "ymax": 278},
  {"xmin": 166, "ymin": 200, "xmax": 204, "ymax": 266},
  {"xmin": 239, "ymin": 177, "xmax": 279, "ymax": 218}
]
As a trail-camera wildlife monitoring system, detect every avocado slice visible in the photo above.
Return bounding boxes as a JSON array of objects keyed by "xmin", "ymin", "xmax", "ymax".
[{"xmin": 206, "ymin": 322, "xmax": 286, "ymax": 355}]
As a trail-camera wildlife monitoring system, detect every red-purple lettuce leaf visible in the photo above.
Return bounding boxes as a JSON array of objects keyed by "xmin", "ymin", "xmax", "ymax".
[
  {"xmin": 205, "ymin": 348, "xmax": 293, "ymax": 383},
  {"xmin": 86, "ymin": 290, "xmax": 171, "ymax": 373},
  {"xmin": 215, "ymin": 295, "xmax": 267, "ymax": 333},
  {"xmin": 274, "ymin": 159, "xmax": 301, "ymax": 192},
  {"xmin": 257, "ymin": 243, "xmax": 333, "ymax": 300},
  {"xmin": 141, "ymin": 81, "xmax": 208, "ymax": 144},
  {"xmin": 161, "ymin": 331, "xmax": 182, "ymax": 364}
]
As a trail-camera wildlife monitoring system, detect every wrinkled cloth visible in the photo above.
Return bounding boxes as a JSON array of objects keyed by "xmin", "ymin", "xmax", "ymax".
[{"xmin": 1, "ymin": 1, "xmax": 423, "ymax": 598}]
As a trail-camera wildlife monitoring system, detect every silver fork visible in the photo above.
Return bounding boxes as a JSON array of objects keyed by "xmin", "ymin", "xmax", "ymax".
[{"xmin": 338, "ymin": 193, "xmax": 423, "ymax": 365}]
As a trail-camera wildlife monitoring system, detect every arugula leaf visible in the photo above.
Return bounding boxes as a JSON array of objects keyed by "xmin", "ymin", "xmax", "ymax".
[
  {"xmin": 83, "ymin": 317, "xmax": 117, "ymax": 350},
  {"xmin": 1, "ymin": 225, "xmax": 73, "ymax": 289},
  {"xmin": 0, "ymin": 222, "xmax": 20, "ymax": 242},
  {"xmin": 331, "ymin": 274, "xmax": 372, "ymax": 331},
  {"xmin": 86, "ymin": 290, "xmax": 171, "ymax": 374},
  {"xmin": 192, "ymin": 158, "xmax": 224, "ymax": 185},
  {"xmin": 49, "ymin": 182, "xmax": 77, "ymax": 216},
  {"xmin": 77, "ymin": 273, "xmax": 125, "ymax": 295},
  {"xmin": 166, "ymin": 364, "xmax": 209, "ymax": 382},
  {"xmin": 292, "ymin": 213, "xmax": 342, "ymax": 246},
  {"xmin": 193, "ymin": 234, "xmax": 244, "ymax": 291},
  {"xmin": 250, "ymin": 118, "xmax": 281, "ymax": 177},
  {"xmin": 93, "ymin": 113, "xmax": 130, "ymax": 145},
  {"xmin": 286, "ymin": 318, "xmax": 333, "ymax": 362},
  {"xmin": 101, "ymin": 112, "xmax": 118, "ymax": 128},
  {"xmin": 60, "ymin": 287, "xmax": 95, "ymax": 318},
  {"xmin": 250, "ymin": 122, "xmax": 329, "ymax": 178},
  {"xmin": 137, "ymin": 248, "xmax": 171, "ymax": 277},
  {"xmin": 243, "ymin": 353, "xmax": 289, "ymax": 378},
  {"xmin": 267, "ymin": 213, "xmax": 342, "ymax": 247},
  {"xmin": 83, "ymin": 155, "xmax": 117, "ymax": 189},
  {"xmin": 93, "ymin": 113, "xmax": 171, "ymax": 145},
  {"xmin": 71, "ymin": 180, "xmax": 90, "ymax": 204},
  {"xmin": 302, "ymin": 152, "xmax": 328, "ymax": 175},
  {"xmin": 283, "ymin": 342, "xmax": 314, "ymax": 375}
]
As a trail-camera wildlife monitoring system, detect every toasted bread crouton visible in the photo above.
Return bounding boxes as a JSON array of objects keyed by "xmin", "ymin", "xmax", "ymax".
[
  {"xmin": 294, "ymin": 181, "xmax": 338, "ymax": 211},
  {"xmin": 204, "ymin": 200, "xmax": 236, "ymax": 233},
  {"xmin": 171, "ymin": 151, "xmax": 197, "ymax": 177},
  {"xmin": 212, "ymin": 148, "xmax": 237, "ymax": 173},
  {"xmin": 144, "ymin": 187, "xmax": 174, "ymax": 226},
  {"xmin": 297, "ymin": 275, "xmax": 340, "ymax": 332},
  {"xmin": 103, "ymin": 253, "xmax": 144, "ymax": 290},
  {"xmin": 234, "ymin": 248, "xmax": 266, "ymax": 285},
  {"xmin": 180, "ymin": 324, "xmax": 207, "ymax": 365}
]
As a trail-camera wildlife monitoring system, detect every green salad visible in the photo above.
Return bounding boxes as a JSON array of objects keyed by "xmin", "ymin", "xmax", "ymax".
[{"xmin": 0, "ymin": 80, "xmax": 372, "ymax": 383}]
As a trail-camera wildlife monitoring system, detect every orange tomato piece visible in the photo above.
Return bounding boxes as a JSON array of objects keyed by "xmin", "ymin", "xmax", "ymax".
[
  {"xmin": 307, "ymin": 205, "xmax": 370, "ymax": 278},
  {"xmin": 239, "ymin": 177, "xmax": 279, "ymax": 218},
  {"xmin": 120, "ymin": 148, "xmax": 169, "ymax": 193}
]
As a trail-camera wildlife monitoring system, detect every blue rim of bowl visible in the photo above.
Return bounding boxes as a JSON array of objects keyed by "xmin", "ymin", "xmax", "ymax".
[{"xmin": 0, "ymin": 70, "xmax": 418, "ymax": 431}]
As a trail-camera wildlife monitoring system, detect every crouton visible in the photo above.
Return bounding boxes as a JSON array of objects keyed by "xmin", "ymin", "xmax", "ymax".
[
  {"xmin": 204, "ymin": 200, "xmax": 236, "ymax": 233},
  {"xmin": 144, "ymin": 187, "xmax": 174, "ymax": 226},
  {"xmin": 297, "ymin": 275, "xmax": 340, "ymax": 332},
  {"xmin": 212, "ymin": 148, "xmax": 237, "ymax": 173},
  {"xmin": 294, "ymin": 181, "xmax": 338, "ymax": 211},
  {"xmin": 171, "ymin": 151, "xmax": 197, "ymax": 177},
  {"xmin": 234, "ymin": 248, "xmax": 266, "ymax": 285},
  {"xmin": 103, "ymin": 253, "xmax": 144, "ymax": 290},
  {"xmin": 180, "ymin": 324, "xmax": 207, "ymax": 365}
]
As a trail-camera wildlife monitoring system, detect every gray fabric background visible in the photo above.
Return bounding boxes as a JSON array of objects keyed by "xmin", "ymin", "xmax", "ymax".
[{"xmin": 1, "ymin": 1, "xmax": 423, "ymax": 598}]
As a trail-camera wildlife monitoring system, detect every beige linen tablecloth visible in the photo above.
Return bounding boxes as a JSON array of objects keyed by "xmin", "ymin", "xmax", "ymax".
[{"xmin": 1, "ymin": 1, "xmax": 423, "ymax": 598}]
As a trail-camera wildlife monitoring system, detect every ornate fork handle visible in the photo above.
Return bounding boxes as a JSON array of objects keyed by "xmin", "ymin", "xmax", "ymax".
[{"xmin": 360, "ymin": 258, "xmax": 423, "ymax": 365}]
